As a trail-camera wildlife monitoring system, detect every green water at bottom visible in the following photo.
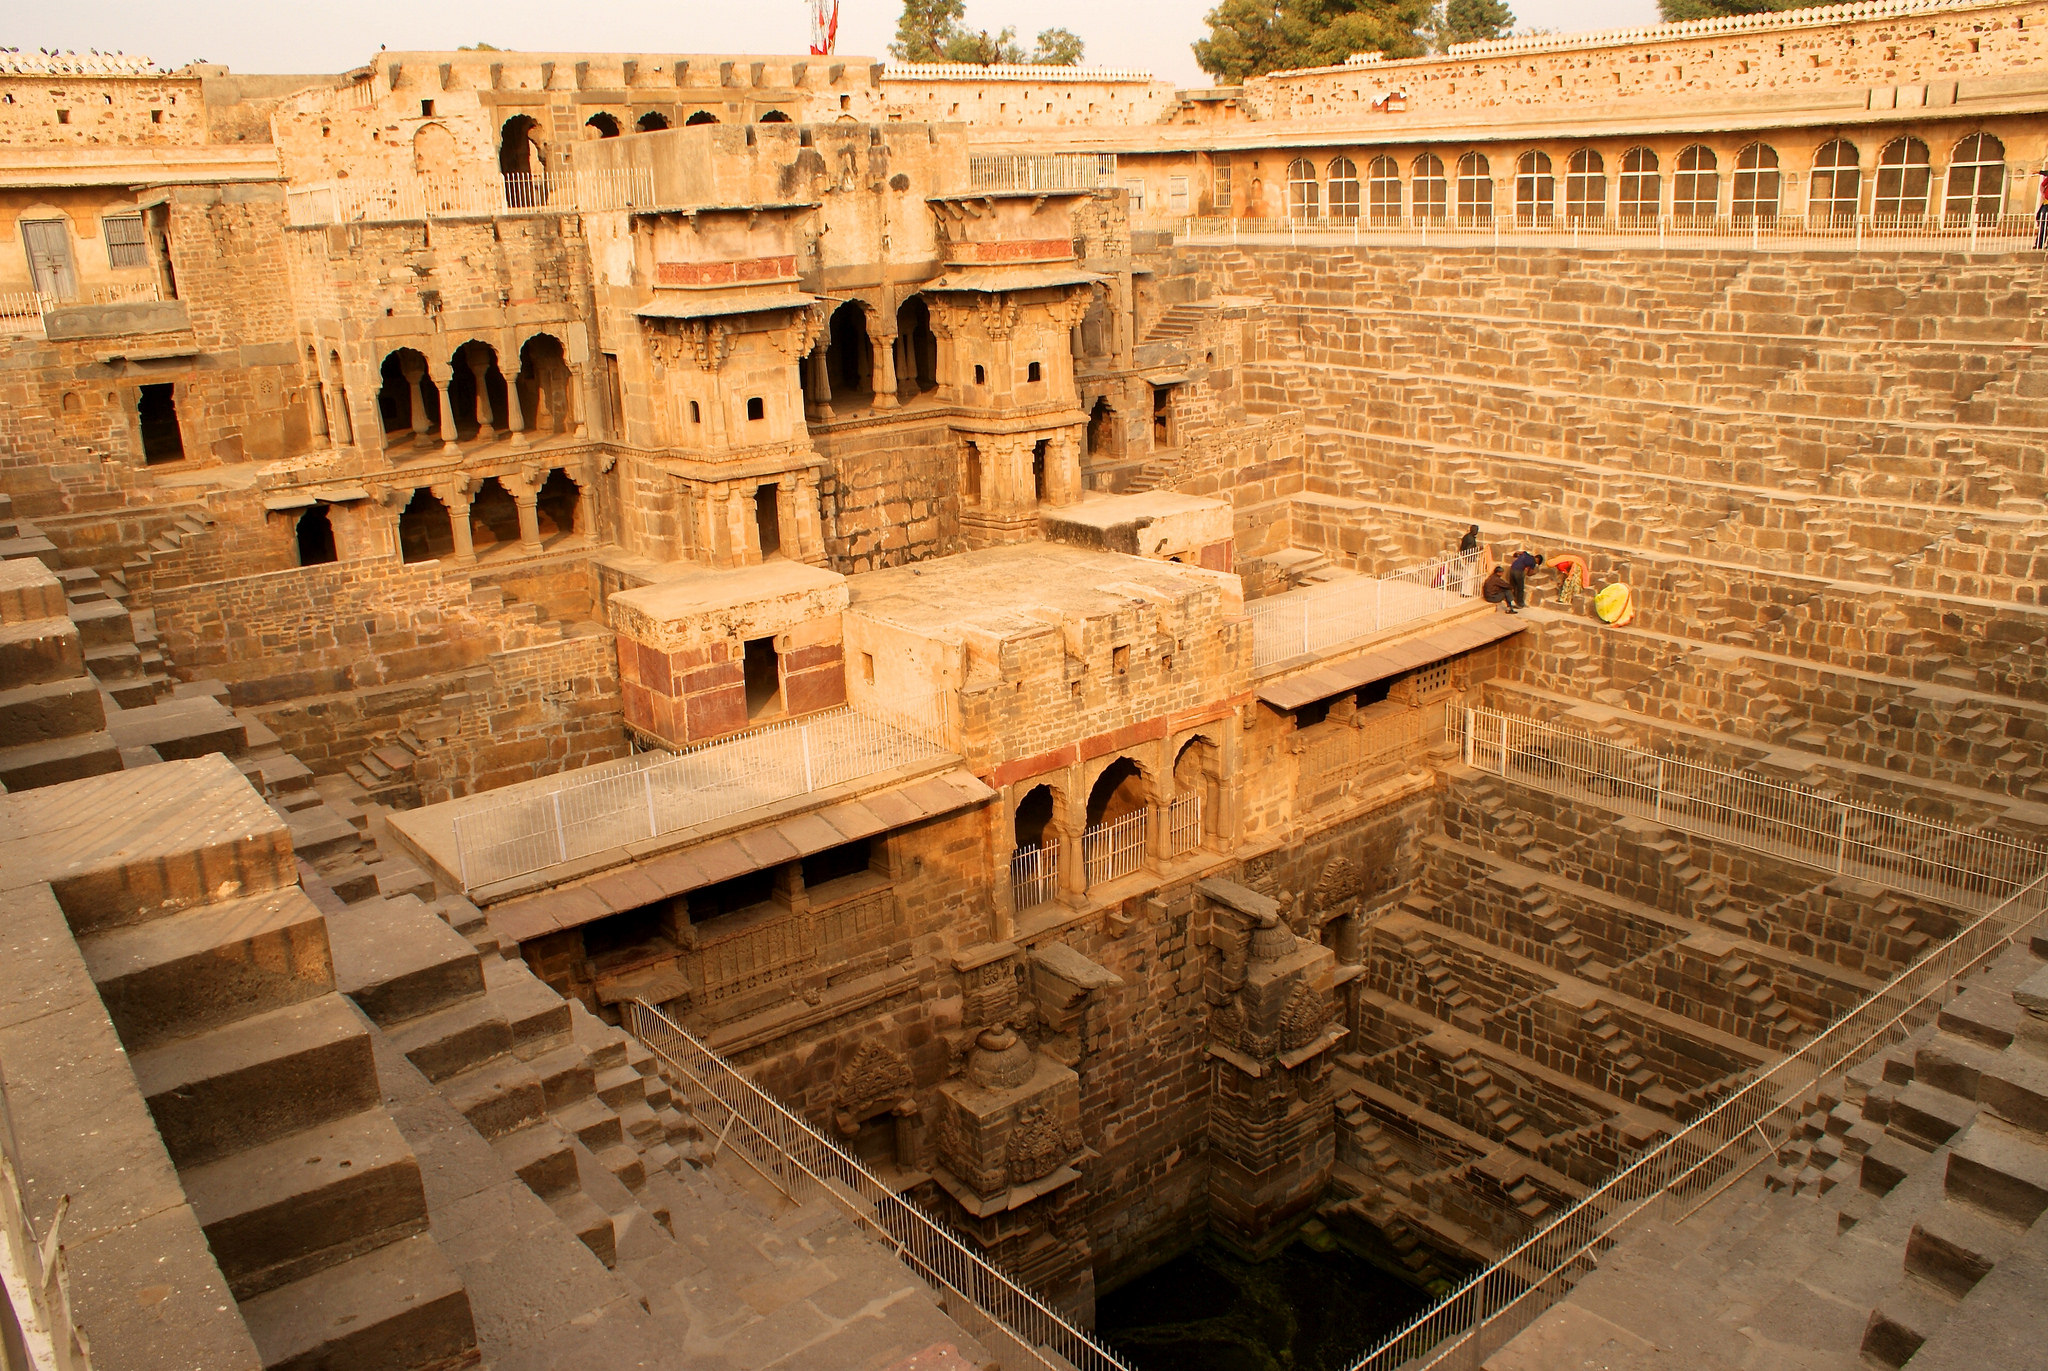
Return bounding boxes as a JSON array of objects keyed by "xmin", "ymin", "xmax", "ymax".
[{"xmin": 1093, "ymin": 1240, "xmax": 1433, "ymax": 1371}]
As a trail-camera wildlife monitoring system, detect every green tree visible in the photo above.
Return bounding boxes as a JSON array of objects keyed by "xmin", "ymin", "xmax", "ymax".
[
  {"xmin": 890, "ymin": 0, "xmax": 967, "ymax": 62},
  {"xmin": 944, "ymin": 26, "xmax": 1027, "ymax": 64},
  {"xmin": 1657, "ymin": 0, "xmax": 1828, "ymax": 18},
  {"xmin": 1431, "ymin": 0, "xmax": 1515, "ymax": 47},
  {"xmin": 1194, "ymin": 0, "xmax": 1433, "ymax": 83},
  {"xmin": 1031, "ymin": 27, "xmax": 1087, "ymax": 65}
]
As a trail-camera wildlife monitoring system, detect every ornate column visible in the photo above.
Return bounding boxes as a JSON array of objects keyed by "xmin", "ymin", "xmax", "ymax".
[
  {"xmin": 504, "ymin": 348, "xmax": 530, "ymax": 447},
  {"xmin": 727, "ymin": 487, "xmax": 752, "ymax": 564},
  {"xmin": 428, "ymin": 363, "xmax": 462, "ymax": 454},
  {"xmin": 500, "ymin": 470, "xmax": 544, "ymax": 553},
  {"xmin": 566, "ymin": 364, "xmax": 587, "ymax": 438},
  {"xmin": 306, "ymin": 380, "xmax": 329, "ymax": 444},
  {"xmin": 806, "ymin": 345, "xmax": 833, "ymax": 421},
  {"xmin": 872, "ymin": 328, "xmax": 899, "ymax": 409},
  {"xmin": 403, "ymin": 357, "xmax": 432, "ymax": 445},
  {"xmin": 434, "ymin": 479, "xmax": 477, "ymax": 564},
  {"xmin": 466, "ymin": 349, "xmax": 496, "ymax": 441},
  {"xmin": 1056, "ymin": 781, "xmax": 1087, "ymax": 909}
]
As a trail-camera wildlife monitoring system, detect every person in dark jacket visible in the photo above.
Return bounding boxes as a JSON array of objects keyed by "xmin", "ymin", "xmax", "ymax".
[
  {"xmin": 1481, "ymin": 565, "xmax": 1512, "ymax": 606},
  {"xmin": 1507, "ymin": 550, "xmax": 1544, "ymax": 613},
  {"xmin": 1458, "ymin": 524, "xmax": 1482, "ymax": 595}
]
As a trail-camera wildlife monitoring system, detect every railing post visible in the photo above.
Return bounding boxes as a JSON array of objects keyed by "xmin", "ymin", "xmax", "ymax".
[
  {"xmin": 1376, "ymin": 576, "xmax": 1384, "ymax": 632},
  {"xmin": 1463, "ymin": 706, "xmax": 1475, "ymax": 768},
  {"xmin": 644, "ymin": 769, "xmax": 658, "ymax": 841},
  {"xmin": 1498, "ymin": 713, "xmax": 1509, "ymax": 779},
  {"xmin": 1654, "ymin": 758, "xmax": 1665, "ymax": 822},
  {"xmin": 802, "ymin": 724, "xmax": 814, "ymax": 793},
  {"xmin": 1836, "ymin": 803, "xmax": 1848, "ymax": 875},
  {"xmin": 455, "ymin": 816, "xmax": 470, "ymax": 892},
  {"xmin": 552, "ymin": 792, "xmax": 568, "ymax": 864}
]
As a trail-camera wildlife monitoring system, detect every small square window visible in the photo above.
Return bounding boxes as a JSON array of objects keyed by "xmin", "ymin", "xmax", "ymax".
[
  {"xmin": 1112, "ymin": 645, "xmax": 1130, "ymax": 674},
  {"xmin": 861, "ymin": 652, "xmax": 875, "ymax": 684},
  {"xmin": 55, "ymin": 109, "xmax": 70, "ymax": 125},
  {"xmin": 149, "ymin": 109, "xmax": 162, "ymax": 124},
  {"xmin": 746, "ymin": 397, "xmax": 765, "ymax": 420},
  {"xmin": 1027, "ymin": 361, "xmax": 1041, "ymax": 382},
  {"xmin": 689, "ymin": 400, "xmax": 701, "ymax": 423},
  {"xmin": 421, "ymin": 99, "xmax": 435, "ymax": 117},
  {"xmin": 973, "ymin": 364, "xmax": 985, "ymax": 385}
]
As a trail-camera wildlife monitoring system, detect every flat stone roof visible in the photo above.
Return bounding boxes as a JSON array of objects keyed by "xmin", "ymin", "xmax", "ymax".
[
  {"xmin": 845, "ymin": 543, "xmax": 1224, "ymax": 640},
  {"xmin": 610, "ymin": 558, "xmax": 847, "ymax": 623},
  {"xmin": 1042, "ymin": 490, "xmax": 1229, "ymax": 533}
]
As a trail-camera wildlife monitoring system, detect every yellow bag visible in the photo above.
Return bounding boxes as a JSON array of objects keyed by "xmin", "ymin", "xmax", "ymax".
[{"xmin": 1594, "ymin": 583, "xmax": 1634, "ymax": 626}]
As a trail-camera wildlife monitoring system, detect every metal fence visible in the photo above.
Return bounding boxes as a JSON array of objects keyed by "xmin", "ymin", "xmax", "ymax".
[
  {"xmin": 450, "ymin": 697, "xmax": 953, "ymax": 890},
  {"xmin": 0, "ymin": 1066, "xmax": 93, "ymax": 1371},
  {"xmin": 968, "ymin": 152, "xmax": 1118, "ymax": 192},
  {"xmin": 1082, "ymin": 809, "xmax": 1148, "ymax": 888},
  {"xmin": 0, "ymin": 280, "xmax": 163, "ymax": 332},
  {"xmin": 1179, "ymin": 211, "xmax": 2044, "ymax": 253},
  {"xmin": 1250, "ymin": 552, "xmax": 1481, "ymax": 670},
  {"xmin": 285, "ymin": 167, "xmax": 656, "ymax": 227},
  {"xmin": 1459, "ymin": 707, "xmax": 2048, "ymax": 913},
  {"xmin": 1348, "ymin": 860, "xmax": 2048, "ymax": 1370},
  {"xmin": 1168, "ymin": 792, "xmax": 1203, "ymax": 856},
  {"xmin": 622, "ymin": 1000, "xmax": 1135, "ymax": 1371},
  {"xmin": 1011, "ymin": 840, "xmax": 1059, "ymax": 912}
]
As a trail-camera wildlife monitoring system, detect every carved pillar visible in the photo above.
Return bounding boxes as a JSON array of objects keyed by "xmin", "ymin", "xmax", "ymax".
[
  {"xmin": 1056, "ymin": 783, "xmax": 1086, "ymax": 908},
  {"xmin": 306, "ymin": 381, "xmax": 329, "ymax": 443},
  {"xmin": 727, "ymin": 486, "xmax": 751, "ymax": 565},
  {"xmin": 872, "ymin": 329, "xmax": 899, "ymax": 409},
  {"xmin": 467, "ymin": 349, "xmax": 496, "ymax": 441},
  {"xmin": 513, "ymin": 491, "xmax": 542, "ymax": 552},
  {"xmin": 403, "ymin": 357, "xmax": 432, "ymax": 444},
  {"xmin": 435, "ymin": 480, "xmax": 477, "ymax": 564},
  {"xmin": 428, "ymin": 364, "xmax": 461, "ymax": 454},
  {"xmin": 504, "ymin": 343, "xmax": 530, "ymax": 447},
  {"xmin": 567, "ymin": 364, "xmax": 587, "ymax": 437},
  {"xmin": 806, "ymin": 346, "xmax": 833, "ymax": 420}
]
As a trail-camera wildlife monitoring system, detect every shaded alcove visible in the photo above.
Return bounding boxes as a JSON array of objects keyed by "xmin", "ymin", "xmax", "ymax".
[{"xmin": 398, "ymin": 488, "xmax": 454, "ymax": 563}]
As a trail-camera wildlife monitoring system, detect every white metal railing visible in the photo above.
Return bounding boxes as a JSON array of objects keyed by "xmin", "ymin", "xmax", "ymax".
[
  {"xmin": 622, "ymin": 1000, "xmax": 1135, "ymax": 1371},
  {"xmin": 1300, "ymin": 696, "xmax": 1462, "ymax": 803},
  {"xmin": 1250, "ymin": 551, "xmax": 1481, "ymax": 670},
  {"xmin": 968, "ymin": 152, "xmax": 1118, "ymax": 192},
  {"xmin": 285, "ymin": 167, "xmax": 656, "ymax": 227},
  {"xmin": 1167, "ymin": 791, "xmax": 1203, "ymax": 856},
  {"xmin": 0, "ymin": 280, "xmax": 163, "ymax": 332},
  {"xmin": 1458, "ymin": 707, "xmax": 2048, "ymax": 914},
  {"xmin": 450, "ymin": 696, "xmax": 954, "ymax": 891},
  {"xmin": 1082, "ymin": 809, "xmax": 1147, "ymax": 888},
  {"xmin": 1182, "ymin": 211, "xmax": 2043, "ymax": 253},
  {"xmin": 1010, "ymin": 839, "xmax": 1059, "ymax": 912},
  {"xmin": 1348, "ymin": 862, "xmax": 2048, "ymax": 1370},
  {"xmin": 0, "ymin": 1065, "xmax": 93, "ymax": 1371}
]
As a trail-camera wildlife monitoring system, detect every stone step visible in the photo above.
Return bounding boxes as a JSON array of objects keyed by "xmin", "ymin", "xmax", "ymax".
[
  {"xmin": 1906, "ymin": 1200, "xmax": 2020, "ymax": 1300},
  {"xmin": 526, "ymin": 1042, "xmax": 598, "ymax": 1111},
  {"xmin": 1945, "ymin": 1117, "xmax": 2048, "ymax": 1226},
  {"xmin": 0, "ymin": 615, "xmax": 84, "ymax": 689},
  {"xmin": 442, "ymin": 1054, "xmax": 546, "ymax": 1141},
  {"xmin": 482, "ymin": 956, "xmax": 573, "ymax": 1058},
  {"xmin": 383, "ymin": 994, "xmax": 514, "ymax": 1083},
  {"xmin": 0, "ymin": 674, "xmax": 104, "ymax": 747},
  {"xmin": 488, "ymin": 1120, "xmax": 578, "ymax": 1201},
  {"xmin": 180, "ymin": 1107, "xmax": 426, "ymax": 1300},
  {"xmin": 546, "ymin": 1189, "xmax": 617, "ymax": 1269},
  {"xmin": 327, "ymin": 895, "xmax": 484, "ymax": 1028},
  {"xmin": 1890, "ymin": 1082, "xmax": 1980, "ymax": 1151},
  {"xmin": 238, "ymin": 1231, "xmax": 475, "ymax": 1371},
  {"xmin": 0, "ymin": 726, "xmax": 122, "ymax": 792},
  {"xmin": 551, "ymin": 1095, "xmax": 626, "ymax": 1152},
  {"xmin": 130, "ymin": 992, "xmax": 378, "ymax": 1170},
  {"xmin": 78, "ymin": 886, "xmax": 334, "ymax": 1053},
  {"xmin": 595, "ymin": 1064, "xmax": 651, "ymax": 1110}
]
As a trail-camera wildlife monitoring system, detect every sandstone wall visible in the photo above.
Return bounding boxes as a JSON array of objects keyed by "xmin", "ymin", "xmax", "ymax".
[{"xmin": 1242, "ymin": 0, "xmax": 2048, "ymax": 118}]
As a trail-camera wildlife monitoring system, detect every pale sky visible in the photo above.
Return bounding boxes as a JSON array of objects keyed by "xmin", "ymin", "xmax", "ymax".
[{"xmin": 14, "ymin": 0, "xmax": 1661, "ymax": 89}]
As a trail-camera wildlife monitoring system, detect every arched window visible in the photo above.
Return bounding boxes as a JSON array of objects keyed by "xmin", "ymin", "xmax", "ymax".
[
  {"xmin": 641, "ymin": 111, "xmax": 676, "ymax": 131},
  {"xmin": 1872, "ymin": 137, "xmax": 1932, "ymax": 223},
  {"xmin": 1327, "ymin": 157, "xmax": 1361, "ymax": 221},
  {"xmin": 1673, "ymin": 145, "xmax": 1719, "ymax": 220},
  {"xmin": 1732, "ymin": 143, "xmax": 1781, "ymax": 222},
  {"xmin": 1810, "ymin": 139, "xmax": 1861, "ymax": 224},
  {"xmin": 1456, "ymin": 152, "xmax": 1492, "ymax": 225},
  {"xmin": 499, "ymin": 114, "xmax": 548, "ymax": 207},
  {"xmin": 1515, "ymin": 151, "xmax": 1554, "ymax": 224},
  {"xmin": 1944, "ymin": 133, "xmax": 2006, "ymax": 225},
  {"xmin": 759, "ymin": 110, "xmax": 791, "ymax": 123},
  {"xmin": 1367, "ymin": 155, "xmax": 1402, "ymax": 224},
  {"xmin": 1619, "ymin": 147, "xmax": 1659, "ymax": 223},
  {"xmin": 1412, "ymin": 153, "xmax": 1447, "ymax": 223},
  {"xmin": 1565, "ymin": 149, "xmax": 1605, "ymax": 223},
  {"xmin": 1286, "ymin": 158, "xmax": 1320, "ymax": 220},
  {"xmin": 584, "ymin": 112, "xmax": 620, "ymax": 139}
]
